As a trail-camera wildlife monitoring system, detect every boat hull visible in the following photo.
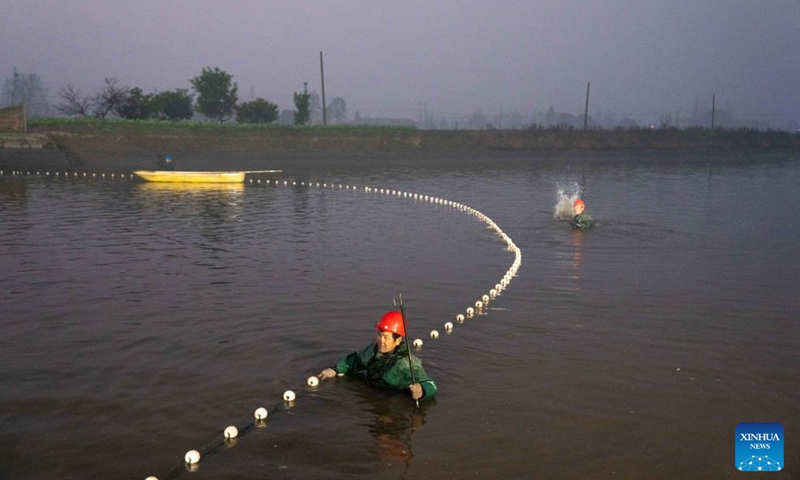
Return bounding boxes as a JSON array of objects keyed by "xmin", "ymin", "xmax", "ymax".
[{"xmin": 133, "ymin": 170, "xmax": 246, "ymax": 183}]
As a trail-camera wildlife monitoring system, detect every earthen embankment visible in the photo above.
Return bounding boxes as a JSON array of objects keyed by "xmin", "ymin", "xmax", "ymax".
[{"xmin": 3, "ymin": 120, "xmax": 799, "ymax": 173}]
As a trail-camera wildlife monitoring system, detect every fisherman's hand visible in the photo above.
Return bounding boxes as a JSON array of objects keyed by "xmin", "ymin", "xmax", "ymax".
[
  {"xmin": 319, "ymin": 368, "xmax": 337, "ymax": 380},
  {"xmin": 409, "ymin": 383, "xmax": 423, "ymax": 400}
]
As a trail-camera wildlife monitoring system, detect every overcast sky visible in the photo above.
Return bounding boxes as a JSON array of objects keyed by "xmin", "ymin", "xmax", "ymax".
[{"xmin": 3, "ymin": 0, "xmax": 799, "ymax": 125}]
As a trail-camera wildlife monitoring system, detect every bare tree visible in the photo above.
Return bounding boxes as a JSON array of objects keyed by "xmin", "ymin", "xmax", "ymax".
[
  {"xmin": 2, "ymin": 68, "xmax": 50, "ymax": 116},
  {"xmin": 56, "ymin": 84, "xmax": 94, "ymax": 117},
  {"xmin": 56, "ymin": 77, "xmax": 130, "ymax": 118},
  {"xmin": 93, "ymin": 77, "xmax": 129, "ymax": 119}
]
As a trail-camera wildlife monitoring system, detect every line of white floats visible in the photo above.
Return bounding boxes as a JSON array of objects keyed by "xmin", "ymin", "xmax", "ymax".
[
  {"xmin": 4, "ymin": 171, "xmax": 520, "ymax": 479},
  {"xmin": 1, "ymin": 170, "xmax": 136, "ymax": 178},
  {"xmin": 150, "ymin": 180, "xmax": 522, "ymax": 478}
]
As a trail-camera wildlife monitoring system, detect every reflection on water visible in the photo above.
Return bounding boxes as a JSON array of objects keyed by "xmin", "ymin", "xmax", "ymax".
[
  {"xmin": 137, "ymin": 181, "xmax": 245, "ymax": 194},
  {"xmin": 0, "ymin": 176, "xmax": 28, "ymax": 207},
  {"xmin": 570, "ymin": 229, "xmax": 584, "ymax": 287},
  {"xmin": 135, "ymin": 181, "xmax": 245, "ymax": 216},
  {"xmin": 134, "ymin": 181, "xmax": 246, "ymax": 246},
  {"xmin": 361, "ymin": 390, "xmax": 430, "ymax": 461}
]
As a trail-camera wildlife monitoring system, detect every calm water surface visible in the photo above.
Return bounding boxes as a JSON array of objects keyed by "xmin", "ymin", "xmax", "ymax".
[{"xmin": 1, "ymin": 152, "xmax": 798, "ymax": 479}]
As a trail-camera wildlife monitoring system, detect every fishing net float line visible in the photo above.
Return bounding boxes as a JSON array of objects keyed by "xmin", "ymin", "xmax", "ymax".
[
  {"xmin": 3, "ymin": 175, "xmax": 521, "ymax": 319},
  {"xmin": 2, "ymin": 170, "xmax": 135, "ymax": 178},
  {"xmin": 3, "ymin": 171, "xmax": 521, "ymax": 479},
  {"xmin": 145, "ymin": 179, "xmax": 522, "ymax": 479}
]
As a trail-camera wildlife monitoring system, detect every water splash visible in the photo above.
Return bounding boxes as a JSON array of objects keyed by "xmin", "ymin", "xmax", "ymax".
[{"xmin": 553, "ymin": 181, "xmax": 583, "ymax": 220}]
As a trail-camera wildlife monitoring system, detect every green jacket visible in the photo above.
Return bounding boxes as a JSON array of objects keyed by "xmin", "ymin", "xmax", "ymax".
[
  {"xmin": 571, "ymin": 213, "xmax": 594, "ymax": 229},
  {"xmin": 334, "ymin": 341, "xmax": 437, "ymax": 400}
]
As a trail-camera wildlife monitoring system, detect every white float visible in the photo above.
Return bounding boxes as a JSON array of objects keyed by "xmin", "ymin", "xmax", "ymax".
[
  {"xmin": 283, "ymin": 390, "xmax": 296, "ymax": 402},
  {"xmin": 185, "ymin": 449, "xmax": 201, "ymax": 464},
  {"xmin": 254, "ymin": 407, "xmax": 268, "ymax": 420},
  {"xmin": 224, "ymin": 425, "xmax": 238, "ymax": 439}
]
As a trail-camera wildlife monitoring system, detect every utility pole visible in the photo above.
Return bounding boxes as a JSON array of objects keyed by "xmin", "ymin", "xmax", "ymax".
[
  {"xmin": 711, "ymin": 94, "xmax": 716, "ymax": 129},
  {"xmin": 583, "ymin": 82, "xmax": 591, "ymax": 130},
  {"xmin": 319, "ymin": 52, "xmax": 327, "ymax": 126},
  {"xmin": 11, "ymin": 69, "xmax": 19, "ymax": 106}
]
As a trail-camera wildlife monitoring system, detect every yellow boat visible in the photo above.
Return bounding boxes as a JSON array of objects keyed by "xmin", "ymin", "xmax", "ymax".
[
  {"xmin": 133, "ymin": 170, "xmax": 246, "ymax": 183},
  {"xmin": 138, "ymin": 182, "xmax": 245, "ymax": 193}
]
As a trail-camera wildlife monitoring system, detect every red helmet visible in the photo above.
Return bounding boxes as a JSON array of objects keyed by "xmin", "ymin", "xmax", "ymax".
[
  {"xmin": 573, "ymin": 198, "xmax": 585, "ymax": 208},
  {"xmin": 376, "ymin": 310, "xmax": 406, "ymax": 336}
]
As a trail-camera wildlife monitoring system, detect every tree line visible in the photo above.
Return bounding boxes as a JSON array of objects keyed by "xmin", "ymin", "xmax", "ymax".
[
  {"xmin": 7, "ymin": 67, "xmax": 790, "ymax": 130},
  {"xmin": 2, "ymin": 67, "xmax": 348, "ymax": 126}
]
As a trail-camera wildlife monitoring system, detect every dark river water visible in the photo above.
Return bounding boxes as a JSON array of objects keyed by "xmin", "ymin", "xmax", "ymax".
[{"xmin": 1, "ymin": 151, "xmax": 798, "ymax": 479}]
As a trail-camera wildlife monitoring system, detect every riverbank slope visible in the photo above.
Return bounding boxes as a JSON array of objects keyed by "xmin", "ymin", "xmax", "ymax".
[{"xmin": 2, "ymin": 120, "xmax": 799, "ymax": 173}]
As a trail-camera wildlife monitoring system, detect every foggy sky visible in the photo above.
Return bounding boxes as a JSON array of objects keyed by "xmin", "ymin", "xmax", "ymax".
[{"xmin": 3, "ymin": 0, "xmax": 799, "ymax": 126}]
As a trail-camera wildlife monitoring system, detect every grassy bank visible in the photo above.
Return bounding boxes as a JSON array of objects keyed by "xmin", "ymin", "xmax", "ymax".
[
  {"xmin": 28, "ymin": 117, "xmax": 800, "ymax": 154},
  {"xmin": 28, "ymin": 116, "xmax": 418, "ymax": 136},
  {"xmin": 6, "ymin": 117, "xmax": 797, "ymax": 173},
  {"xmin": 28, "ymin": 118, "xmax": 426, "ymax": 163}
]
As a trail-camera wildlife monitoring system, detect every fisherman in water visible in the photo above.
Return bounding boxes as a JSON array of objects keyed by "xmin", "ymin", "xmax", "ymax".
[
  {"xmin": 571, "ymin": 198, "xmax": 594, "ymax": 229},
  {"xmin": 162, "ymin": 154, "xmax": 175, "ymax": 171},
  {"xmin": 318, "ymin": 311, "xmax": 437, "ymax": 402}
]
